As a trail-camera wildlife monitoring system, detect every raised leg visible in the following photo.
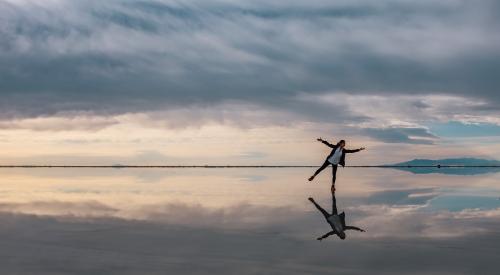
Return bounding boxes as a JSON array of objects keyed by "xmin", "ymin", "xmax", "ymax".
[
  {"xmin": 309, "ymin": 160, "xmax": 330, "ymax": 181},
  {"xmin": 308, "ymin": 197, "xmax": 330, "ymax": 219}
]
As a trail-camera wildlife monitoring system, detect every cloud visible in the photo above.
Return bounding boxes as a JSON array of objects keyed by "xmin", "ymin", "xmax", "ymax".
[
  {"xmin": 351, "ymin": 205, "xmax": 500, "ymax": 238},
  {"xmin": 0, "ymin": 150, "xmax": 181, "ymax": 165},
  {"xmin": 361, "ymin": 127, "xmax": 438, "ymax": 144},
  {"xmin": 0, "ymin": 199, "xmax": 303, "ymax": 230},
  {"xmin": 135, "ymin": 202, "xmax": 298, "ymax": 229},
  {"xmin": 359, "ymin": 188, "xmax": 439, "ymax": 206},
  {"xmin": 1, "ymin": 196, "xmax": 498, "ymax": 239},
  {"xmin": 0, "ymin": 0, "xmax": 498, "ymax": 125},
  {"xmin": 0, "ymin": 101, "xmax": 366, "ymax": 133},
  {"xmin": 236, "ymin": 151, "xmax": 267, "ymax": 159},
  {"xmin": 0, "ymin": 112, "xmax": 118, "ymax": 131},
  {"xmin": 0, "ymin": 200, "xmax": 118, "ymax": 217},
  {"xmin": 122, "ymin": 103, "xmax": 363, "ymax": 129},
  {"xmin": 0, "ymin": 204, "xmax": 499, "ymax": 274}
]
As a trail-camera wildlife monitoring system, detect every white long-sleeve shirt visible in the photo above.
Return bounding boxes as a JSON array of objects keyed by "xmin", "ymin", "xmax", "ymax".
[{"xmin": 328, "ymin": 147, "xmax": 343, "ymax": 165}]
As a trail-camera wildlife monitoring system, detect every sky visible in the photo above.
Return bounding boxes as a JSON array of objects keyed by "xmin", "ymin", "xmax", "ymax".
[{"xmin": 1, "ymin": 0, "xmax": 499, "ymax": 165}]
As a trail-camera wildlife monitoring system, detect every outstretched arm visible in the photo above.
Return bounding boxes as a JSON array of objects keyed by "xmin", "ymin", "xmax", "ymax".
[
  {"xmin": 344, "ymin": 147, "xmax": 365, "ymax": 153},
  {"xmin": 317, "ymin": 231, "xmax": 336, "ymax": 241},
  {"xmin": 345, "ymin": 225, "xmax": 365, "ymax": 232},
  {"xmin": 317, "ymin": 138, "xmax": 335, "ymax": 148}
]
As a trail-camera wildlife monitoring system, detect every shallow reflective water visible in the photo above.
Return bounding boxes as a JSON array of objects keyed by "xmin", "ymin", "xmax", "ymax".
[{"xmin": 0, "ymin": 168, "xmax": 498, "ymax": 274}]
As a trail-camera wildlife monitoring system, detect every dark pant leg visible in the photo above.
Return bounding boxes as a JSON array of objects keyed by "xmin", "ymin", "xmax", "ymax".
[
  {"xmin": 312, "ymin": 160, "xmax": 331, "ymax": 177},
  {"xmin": 309, "ymin": 199, "xmax": 330, "ymax": 219},
  {"xmin": 331, "ymin": 193, "xmax": 338, "ymax": 215},
  {"xmin": 331, "ymin": 164, "xmax": 338, "ymax": 185}
]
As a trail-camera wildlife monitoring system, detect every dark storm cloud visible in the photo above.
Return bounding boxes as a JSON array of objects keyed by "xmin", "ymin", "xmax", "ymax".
[{"xmin": 0, "ymin": 0, "xmax": 498, "ymax": 123}]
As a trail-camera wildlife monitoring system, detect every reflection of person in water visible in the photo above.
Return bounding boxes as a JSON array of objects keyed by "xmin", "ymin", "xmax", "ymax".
[
  {"xmin": 308, "ymin": 195, "xmax": 365, "ymax": 240},
  {"xmin": 308, "ymin": 138, "xmax": 365, "ymax": 193}
]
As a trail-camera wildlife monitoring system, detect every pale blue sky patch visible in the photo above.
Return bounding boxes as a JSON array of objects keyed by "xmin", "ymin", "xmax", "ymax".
[{"xmin": 428, "ymin": 121, "xmax": 500, "ymax": 138}]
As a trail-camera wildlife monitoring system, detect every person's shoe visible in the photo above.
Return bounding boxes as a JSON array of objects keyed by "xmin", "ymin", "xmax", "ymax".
[{"xmin": 308, "ymin": 176, "xmax": 314, "ymax": 181}]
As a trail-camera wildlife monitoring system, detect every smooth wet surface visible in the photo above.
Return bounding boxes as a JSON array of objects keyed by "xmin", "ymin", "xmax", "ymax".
[{"xmin": 0, "ymin": 167, "xmax": 499, "ymax": 274}]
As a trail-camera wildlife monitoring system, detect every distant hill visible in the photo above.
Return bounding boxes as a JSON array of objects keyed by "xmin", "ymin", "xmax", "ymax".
[
  {"xmin": 387, "ymin": 158, "xmax": 500, "ymax": 175},
  {"xmin": 392, "ymin": 158, "xmax": 500, "ymax": 167}
]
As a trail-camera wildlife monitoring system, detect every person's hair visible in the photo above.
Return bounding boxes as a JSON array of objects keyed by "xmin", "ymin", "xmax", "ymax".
[{"xmin": 337, "ymin": 140, "xmax": 346, "ymax": 146}]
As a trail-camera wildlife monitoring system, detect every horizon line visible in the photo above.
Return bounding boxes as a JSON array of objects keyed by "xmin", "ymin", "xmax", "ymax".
[{"xmin": 0, "ymin": 165, "xmax": 499, "ymax": 168}]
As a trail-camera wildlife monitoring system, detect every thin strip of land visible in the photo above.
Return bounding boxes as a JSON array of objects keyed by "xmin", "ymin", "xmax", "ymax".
[{"xmin": 0, "ymin": 165, "xmax": 499, "ymax": 168}]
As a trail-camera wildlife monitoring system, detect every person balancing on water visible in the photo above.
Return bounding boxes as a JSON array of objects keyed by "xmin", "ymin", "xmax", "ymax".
[{"xmin": 308, "ymin": 138, "xmax": 365, "ymax": 193}]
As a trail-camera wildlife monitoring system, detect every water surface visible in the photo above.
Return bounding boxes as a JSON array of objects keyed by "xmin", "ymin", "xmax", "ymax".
[{"xmin": 0, "ymin": 167, "xmax": 498, "ymax": 274}]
